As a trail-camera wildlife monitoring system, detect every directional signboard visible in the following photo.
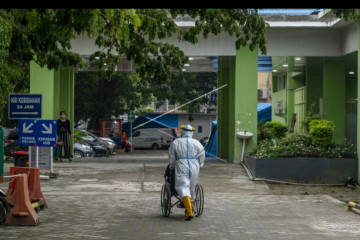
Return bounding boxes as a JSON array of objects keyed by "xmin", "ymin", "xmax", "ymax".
[
  {"xmin": 36, "ymin": 120, "xmax": 57, "ymax": 147},
  {"xmin": 18, "ymin": 119, "xmax": 57, "ymax": 147},
  {"xmin": 9, "ymin": 94, "xmax": 42, "ymax": 119}
]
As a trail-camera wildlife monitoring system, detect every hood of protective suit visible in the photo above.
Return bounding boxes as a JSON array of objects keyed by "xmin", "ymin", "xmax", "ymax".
[{"xmin": 181, "ymin": 130, "xmax": 193, "ymax": 138}]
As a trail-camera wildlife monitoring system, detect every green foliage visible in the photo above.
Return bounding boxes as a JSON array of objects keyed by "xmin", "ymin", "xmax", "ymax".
[
  {"xmin": 1, "ymin": 9, "xmax": 268, "ymax": 83},
  {"xmin": 170, "ymin": 9, "xmax": 269, "ymax": 54},
  {"xmin": 0, "ymin": 11, "xmax": 30, "ymax": 127},
  {"xmin": 309, "ymin": 120, "xmax": 335, "ymax": 147},
  {"xmin": 74, "ymin": 71, "xmax": 154, "ymax": 130},
  {"xmin": 301, "ymin": 102, "xmax": 321, "ymax": 132},
  {"xmin": 0, "ymin": 9, "xmax": 267, "ymax": 126},
  {"xmin": 253, "ymin": 134, "xmax": 357, "ymax": 158},
  {"xmin": 332, "ymin": 9, "xmax": 360, "ymax": 21},
  {"xmin": 151, "ymin": 72, "xmax": 217, "ymax": 113},
  {"xmin": 262, "ymin": 121, "xmax": 288, "ymax": 140},
  {"xmin": 135, "ymin": 107, "xmax": 154, "ymax": 116}
]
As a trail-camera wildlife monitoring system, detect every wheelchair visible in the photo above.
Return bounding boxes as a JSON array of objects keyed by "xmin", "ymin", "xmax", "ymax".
[{"xmin": 161, "ymin": 164, "xmax": 204, "ymax": 217}]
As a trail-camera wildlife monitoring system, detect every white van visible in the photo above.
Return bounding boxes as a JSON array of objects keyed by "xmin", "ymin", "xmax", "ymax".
[{"xmin": 129, "ymin": 128, "xmax": 177, "ymax": 150}]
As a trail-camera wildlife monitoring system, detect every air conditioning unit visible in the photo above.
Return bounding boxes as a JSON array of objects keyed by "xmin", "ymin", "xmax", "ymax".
[
  {"xmin": 258, "ymin": 89, "xmax": 268, "ymax": 99},
  {"xmin": 274, "ymin": 100, "xmax": 283, "ymax": 114}
]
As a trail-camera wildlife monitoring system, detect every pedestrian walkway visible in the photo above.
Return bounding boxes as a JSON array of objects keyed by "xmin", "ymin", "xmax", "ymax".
[{"xmin": 0, "ymin": 158, "xmax": 359, "ymax": 239}]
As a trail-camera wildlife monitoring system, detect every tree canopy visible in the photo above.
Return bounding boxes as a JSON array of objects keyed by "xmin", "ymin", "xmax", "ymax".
[
  {"xmin": 0, "ymin": 8, "xmax": 268, "ymax": 126},
  {"xmin": 1, "ymin": 9, "xmax": 268, "ymax": 79},
  {"xmin": 74, "ymin": 71, "xmax": 217, "ymax": 130}
]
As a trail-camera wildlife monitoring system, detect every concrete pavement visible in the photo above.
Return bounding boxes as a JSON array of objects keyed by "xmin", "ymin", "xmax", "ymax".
[{"xmin": 0, "ymin": 153, "xmax": 360, "ymax": 239}]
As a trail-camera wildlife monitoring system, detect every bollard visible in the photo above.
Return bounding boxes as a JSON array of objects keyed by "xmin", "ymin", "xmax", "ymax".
[
  {"xmin": 348, "ymin": 201, "xmax": 360, "ymax": 211},
  {"xmin": 6, "ymin": 167, "xmax": 47, "ymax": 209},
  {"xmin": 5, "ymin": 174, "xmax": 39, "ymax": 226}
]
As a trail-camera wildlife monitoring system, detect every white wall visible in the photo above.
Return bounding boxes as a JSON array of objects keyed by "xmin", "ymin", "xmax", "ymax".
[
  {"xmin": 340, "ymin": 22, "xmax": 358, "ymax": 56},
  {"xmin": 265, "ymin": 28, "xmax": 342, "ymax": 56},
  {"xmin": 178, "ymin": 115, "xmax": 216, "ymax": 140},
  {"xmin": 70, "ymin": 26, "xmax": 356, "ymax": 57}
]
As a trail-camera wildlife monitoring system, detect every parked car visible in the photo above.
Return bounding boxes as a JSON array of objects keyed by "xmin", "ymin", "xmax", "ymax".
[
  {"xmin": 88, "ymin": 142, "xmax": 110, "ymax": 157},
  {"xmin": 73, "ymin": 142, "xmax": 94, "ymax": 158},
  {"xmin": 100, "ymin": 137, "xmax": 117, "ymax": 146},
  {"xmin": 74, "ymin": 129, "xmax": 117, "ymax": 155},
  {"xmin": 75, "ymin": 139, "xmax": 109, "ymax": 157},
  {"xmin": 129, "ymin": 128, "xmax": 177, "ymax": 150},
  {"xmin": 4, "ymin": 129, "xmax": 26, "ymax": 158}
]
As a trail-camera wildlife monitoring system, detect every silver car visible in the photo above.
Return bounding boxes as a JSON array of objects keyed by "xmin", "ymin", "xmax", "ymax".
[{"xmin": 74, "ymin": 129, "xmax": 117, "ymax": 155}]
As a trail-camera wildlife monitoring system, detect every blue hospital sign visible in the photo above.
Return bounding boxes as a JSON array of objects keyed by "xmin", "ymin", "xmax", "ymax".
[
  {"xmin": 18, "ymin": 119, "xmax": 57, "ymax": 147},
  {"xmin": 8, "ymin": 94, "xmax": 42, "ymax": 119}
]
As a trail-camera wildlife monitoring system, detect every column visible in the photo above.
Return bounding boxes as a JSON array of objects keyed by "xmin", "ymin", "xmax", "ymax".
[
  {"xmin": 217, "ymin": 56, "xmax": 230, "ymax": 159},
  {"xmin": 323, "ymin": 57, "xmax": 345, "ymax": 143},
  {"xmin": 229, "ymin": 46, "xmax": 258, "ymax": 163},
  {"xmin": 30, "ymin": 62, "xmax": 75, "ymax": 155},
  {"xmin": 357, "ymin": 19, "xmax": 360, "ymax": 181}
]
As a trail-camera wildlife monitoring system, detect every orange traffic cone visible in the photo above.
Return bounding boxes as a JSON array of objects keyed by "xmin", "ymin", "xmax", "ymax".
[{"xmin": 5, "ymin": 174, "xmax": 39, "ymax": 226}]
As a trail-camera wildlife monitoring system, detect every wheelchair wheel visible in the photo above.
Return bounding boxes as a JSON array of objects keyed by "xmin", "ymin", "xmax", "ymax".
[
  {"xmin": 161, "ymin": 184, "xmax": 171, "ymax": 217},
  {"xmin": 193, "ymin": 184, "xmax": 204, "ymax": 217}
]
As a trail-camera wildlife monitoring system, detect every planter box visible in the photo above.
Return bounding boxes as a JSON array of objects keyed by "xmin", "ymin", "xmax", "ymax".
[{"xmin": 245, "ymin": 155, "xmax": 358, "ymax": 184}]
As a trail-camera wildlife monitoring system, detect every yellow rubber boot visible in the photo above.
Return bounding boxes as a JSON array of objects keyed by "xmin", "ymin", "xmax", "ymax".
[{"xmin": 182, "ymin": 196, "xmax": 194, "ymax": 221}]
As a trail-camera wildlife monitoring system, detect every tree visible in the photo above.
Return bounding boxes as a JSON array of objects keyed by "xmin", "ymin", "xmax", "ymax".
[
  {"xmin": 2, "ymin": 9, "xmax": 268, "ymax": 80},
  {"xmin": 332, "ymin": 9, "xmax": 360, "ymax": 21},
  {"xmin": 1, "ymin": 9, "xmax": 268, "ymax": 125},
  {"xmin": 151, "ymin": 72, "xmax": 217, "ymax": 113},
  {"xmin": 74, "ymin": 71, "xmax": 155, "ymax": 130},
  {"xmin": 0, "ymin": 11, "xmax": 29, "ymax": 127}
]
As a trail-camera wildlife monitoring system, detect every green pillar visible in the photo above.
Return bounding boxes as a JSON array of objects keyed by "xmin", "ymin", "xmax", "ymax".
[
  {"xmin": 30, "ymin": 62, "xmax": 75, "ymax": 155},
  {"xmin": 286, "ymin": 57, "xmax": 296, "ymax": 126},
  {"xmin": 0, "ymin": 127, "xmax": 3, "ymax": 183},
  {"xmin": 306, "ymin": 57, "xmax": 323, "ymax": 113},
  {"xmin": 357, "ymin": 19, "xmax": 360, "ymax": 182},
  {"xmin": 30, "ymin": 62, "xmax": 57, "ymax": 119},
  {"xmin": 217, "ymin": 56, "xmax": 230, "ymax": 159},
  {"xmin": 323, "ymin": 58, "xmax": 345, "ymax": 143},
  {"xmin": 231, "ymin": 46, "xmax": 258, "ymax": 163},
  {"xmin": 217, "ymin": 57, "xmax": 223, "ymax": 158}
]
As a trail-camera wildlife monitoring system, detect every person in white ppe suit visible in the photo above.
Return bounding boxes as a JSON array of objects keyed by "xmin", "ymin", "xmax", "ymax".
[{"xmin": 168, "ymin": 124, "xmax": 205, "ymax": 221}]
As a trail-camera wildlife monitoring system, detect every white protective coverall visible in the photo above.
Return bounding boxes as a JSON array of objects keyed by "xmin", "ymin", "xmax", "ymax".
[{"xmin": 168, "ymin": 129, "xmax": 205, "ymax": 201}]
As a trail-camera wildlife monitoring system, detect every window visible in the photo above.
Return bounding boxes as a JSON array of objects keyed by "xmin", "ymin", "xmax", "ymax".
[
  {"xmin": 277, "ymin": 73, "xmax": 287, "ymax": 91},
  {"xmin": 133, "ymin": 131, "xmax": 140, "ymax": 137},
  {"xmin": 198, "ymin": 126, "xmax": 202, "ymax": 133}
]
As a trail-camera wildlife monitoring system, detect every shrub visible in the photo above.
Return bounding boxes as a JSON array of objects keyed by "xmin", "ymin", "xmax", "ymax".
[
  {"xmin": 302, "ymin": 114, "xmax": 321, "ymax": 132},
  {"xmin": 252, "ymin": 134, "xmax": 357, "ymax": 159},
  {"xmin": 309, "ymin": 120, "xmax": 335, "ymax": 147},
  {"xmin": 262, "ymin": 121, "xmax": 288, "ymax": 140},
  {"xmin": 302, "ymin": 102, "xmax": 321, "ymax": 132}
]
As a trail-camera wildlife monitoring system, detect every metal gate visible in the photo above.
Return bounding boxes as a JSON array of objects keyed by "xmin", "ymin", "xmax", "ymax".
[
  {"xmin": 294, "ymin": 87, "xmax": 306, "ymax": 133},
  {"xmin": 345, "ymin": 100, "xmax": 357, "ymax": 147}
]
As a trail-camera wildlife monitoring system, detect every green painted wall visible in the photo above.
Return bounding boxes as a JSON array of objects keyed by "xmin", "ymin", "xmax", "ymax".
[
  {"xmin": 323, "ymin": 58, "xmax": 345, "ymax": 143},
  {"xmin": 271, "ymin": 89, "xmax": 287, "ymax": 126},
  {"xmin": 306, "ymin": 58, "xmax": 323, "ymax": 113}
]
